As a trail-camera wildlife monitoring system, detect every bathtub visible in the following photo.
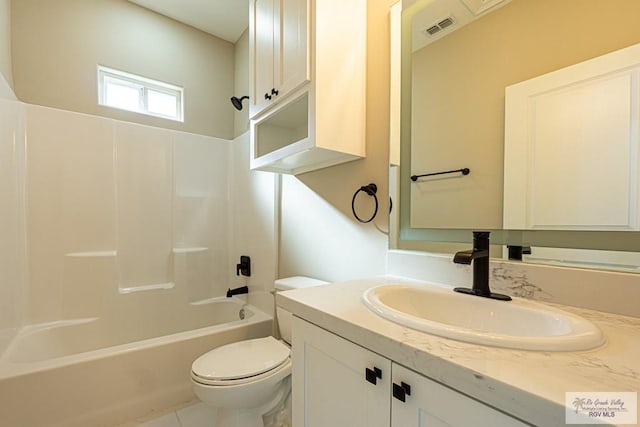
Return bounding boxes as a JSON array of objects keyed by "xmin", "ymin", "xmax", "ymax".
[{"xmin": 0, "ymin": 297, "xmax": 272, "ymax": 427}]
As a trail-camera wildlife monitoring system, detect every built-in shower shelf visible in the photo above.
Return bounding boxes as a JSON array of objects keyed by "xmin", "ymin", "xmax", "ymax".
[
  {"xmin": 119, "ymin": 282, "xmax": 175, "ymax": 294},
  {"xmin": 65, "ymin": 248, "xmax": 209, "ymax": 257},
  {"xmin": 190, "ymin": 296, "xmax": 225, "ymax": 306},
  {"xmin": 65, "ymin": 250, "xmax": 117, "ymax": 258},
  {"xmin": 172, "ymin": 247, "xmax": 208, "ymax": 254}
]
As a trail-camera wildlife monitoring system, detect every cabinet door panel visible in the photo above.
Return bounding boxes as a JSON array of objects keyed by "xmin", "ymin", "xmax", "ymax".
[
  {"xmin": 292, "ymin": 317, "xmax": 390, "ymax": 427},
  {"xmin": 275, "ymin": 0, "xmax": 310, "ymax": 98},
  {"xmin": 250, "ymin": 0, "xmax": 275, "ymax": 116},
  {"xmin": 392, "ymin": 364, "xmax": 527, "ymax": 427}
]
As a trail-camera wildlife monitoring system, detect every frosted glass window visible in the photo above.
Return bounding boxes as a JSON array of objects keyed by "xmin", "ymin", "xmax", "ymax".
[{"xmin": 98, "ymin": 66, "xmax": 183, "ymax": 122}]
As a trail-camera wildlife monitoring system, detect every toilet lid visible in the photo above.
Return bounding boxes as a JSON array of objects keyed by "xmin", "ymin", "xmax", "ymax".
[{"xmin": 192, "ymin": 336, "xmax": 290, "ymax": 381}]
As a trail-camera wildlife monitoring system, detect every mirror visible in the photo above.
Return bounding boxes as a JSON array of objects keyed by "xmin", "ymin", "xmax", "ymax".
[{"xmin": 392, "ymin": 0, "xmax": 640, "ymax": 271}]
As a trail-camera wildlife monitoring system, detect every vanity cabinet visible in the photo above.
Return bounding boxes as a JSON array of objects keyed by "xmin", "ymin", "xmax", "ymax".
[
  {"xmin": 248, "ymin": 0, "xmax": 366, "ymax": 174},
  {"xmin": 391, "ymin": 363, "xmax": 527, "ymax": 427},
  {"xmin": 292, "ymin": 316, "xmax": 391, "ymax": 427},
  {"xmin": 292, "ymin": 317, "xmax": 527, "ymax": 427}
]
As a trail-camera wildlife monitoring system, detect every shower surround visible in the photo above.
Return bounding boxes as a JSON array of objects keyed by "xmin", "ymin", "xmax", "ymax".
[
  {"xmin": 25, "ymin": 105, "xmax": 233, "ymax": 322},
  {"xmin": 0, "ymin": 95, "xmax": 277, "ymax": 425}
]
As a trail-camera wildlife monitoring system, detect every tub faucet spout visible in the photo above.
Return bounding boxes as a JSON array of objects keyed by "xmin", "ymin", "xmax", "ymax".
[
  {"xmin": 453, "ymin": 231, "xmax": 511, "ymax": 301},
  {"xmin": 226, "ymin": 285, "xmax": 249, "ymax": 298}
]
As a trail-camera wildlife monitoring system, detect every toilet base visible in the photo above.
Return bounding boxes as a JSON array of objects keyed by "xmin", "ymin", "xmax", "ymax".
[
  {"xmin": 262, "ymin": 385, "xmax": 291, "ymax": 427},
  {"xmin": 212, "ymin": 377, "xmax": 291, "ymax": 427},
  {"xmin": 215, "ymin": 408, "xmax": 263, "ymax": 427}
]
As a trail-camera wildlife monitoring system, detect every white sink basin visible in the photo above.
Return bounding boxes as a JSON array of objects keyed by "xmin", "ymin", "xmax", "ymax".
[{"xmin": 362, "ymin": 284, "xmax": 604, "ymax": 351}]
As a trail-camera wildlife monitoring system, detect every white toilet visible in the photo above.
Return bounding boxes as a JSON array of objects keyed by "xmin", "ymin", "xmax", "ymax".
[{"xmin": 191, "ymin": 276, "xmax": 329, "ymax": 427}]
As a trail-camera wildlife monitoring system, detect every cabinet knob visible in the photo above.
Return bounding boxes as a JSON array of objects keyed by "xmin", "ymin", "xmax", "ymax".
[
  {"xmin": 271, "ymin": 88, "xmax": 279, "ymax": 96},
  {"xmin": 264, "ymin": 92, "xmax": 272, "ymax": 100},
  {"xmin": 392, "ymin": 382, "xmax": 411, "ymax": 402},
  {"xmin": 365, "ymin": 366, "xmax": 382, "ymax": 385}
]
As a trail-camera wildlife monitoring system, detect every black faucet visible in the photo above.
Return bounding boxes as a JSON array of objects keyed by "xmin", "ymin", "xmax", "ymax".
[
  {"xmin": 226, "ymin": 285, "xmax": 249, "ymax": 298},
  {"xmin": 453, "ymin": 231, "xmax": 511, "ymax": 301}
]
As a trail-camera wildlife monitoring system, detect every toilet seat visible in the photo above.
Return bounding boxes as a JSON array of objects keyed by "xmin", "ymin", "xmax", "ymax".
[
  {"xmin": 192, "ymin": 358, "xmax": 291, "ymax": 386},
  {"xmin": 191, "ymin": 337, "xmax": 291, "ymax": 387}
]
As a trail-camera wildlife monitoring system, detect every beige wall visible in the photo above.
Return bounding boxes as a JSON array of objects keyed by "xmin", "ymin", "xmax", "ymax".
[
  {"xmin": 410, "ymin": 0, "xmax": 640, "ymax": 230},
  {"xmin": 12, "ymin": 0, "xmax": 235, "ymax": 138},
  {"xmin": 233, "ymin": 29, "xmax": 250, "ymax": 138},
  {"xmin": 278, "ymin": 0, "xmax": 394, "ymax": 281},
  {"xmin": 0, "ymin": 0, "xmax": 12, "ymax": 90}
]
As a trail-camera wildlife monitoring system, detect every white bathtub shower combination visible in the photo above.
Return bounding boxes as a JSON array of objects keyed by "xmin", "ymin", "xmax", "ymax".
[
  {"xmin": 0, "ymin": 298, "xmax": 271, "ymax": 426},
  {"xmin": 0, "ymin": 96, "xmax": 276, "ymax": 426}
]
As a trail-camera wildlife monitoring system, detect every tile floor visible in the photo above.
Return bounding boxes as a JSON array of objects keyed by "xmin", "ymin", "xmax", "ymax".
[
  {"xmin": 121, "ymin": 394, "xmax": 292, "ymax": 427},
  {"xmin": 116, "ymin": 401, "xmax": 217, "ymax": 427}
]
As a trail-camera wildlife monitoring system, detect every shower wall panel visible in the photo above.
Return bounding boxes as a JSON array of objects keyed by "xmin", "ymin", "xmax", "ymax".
[
  {"xmin": 25, "ymin": 106, "xmax": 115, "ymax": 323},
  {"xmin": 173, "ymin": 132, "xmax": 230, "ymax": 302},
  {"xmin": 24, "ymin": 105, "xmax": 232, "ymax": 324},
  {"xmin": 0, "ymin": 98, "xmax": 26, "ymax": 352},
  {"xmin": 115, "ymin": 122, "xmax": 173, "ymax": 292}
]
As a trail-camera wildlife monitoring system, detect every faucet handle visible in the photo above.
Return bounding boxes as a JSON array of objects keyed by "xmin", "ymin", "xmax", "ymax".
[{"xmin": 236, "ymin": 255, "xmax": 251, "ymax": 277}]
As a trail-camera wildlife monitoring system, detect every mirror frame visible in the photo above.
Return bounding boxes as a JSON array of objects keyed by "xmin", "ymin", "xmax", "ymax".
[{"xmin": 395, "ymin": 0, "xmax": 640, "ymax": 254}]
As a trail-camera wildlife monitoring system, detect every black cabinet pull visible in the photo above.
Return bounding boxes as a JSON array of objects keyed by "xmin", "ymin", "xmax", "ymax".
[
  {"xmin": 271, "ymin": 88, "xmax": 279, "ymax": 96},
  {"xmin": 392, "ymin": 382, "xmax": 411, "ymax": 402},
  {"xmin": 365, "ymin": 366, "xmax": 382, "ymax": 385},
  {"xmin": 264, "ymin": 92, "xmax": 272, "ymax": 100}
]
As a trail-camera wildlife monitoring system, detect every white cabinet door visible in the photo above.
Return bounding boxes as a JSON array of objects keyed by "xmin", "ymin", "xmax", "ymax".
[
  {"xmin": 292, "ymin": 317, "xmax": 391, "ymax": 427},
  {"xmin": 391, "ymin": 364, "xmax": 527, "ymax": 427},
  {"xmin": 250, "ymin": 0, "xmax": 275, "ymax": 116},
  {"xmin": 250, "ymin": 0, "xmax": 309, "ymax": 118},
  {"xmin": 275, "ymin": 0, "xmax": 310, "ymax": 99}
]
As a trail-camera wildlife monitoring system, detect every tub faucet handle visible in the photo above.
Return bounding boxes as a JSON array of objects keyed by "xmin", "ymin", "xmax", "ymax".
[{"xmin": 236, "ymin": 255, "xmax": 251, "ymax": 277}]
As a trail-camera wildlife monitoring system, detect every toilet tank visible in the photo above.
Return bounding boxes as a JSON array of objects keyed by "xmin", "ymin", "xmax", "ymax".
[{"xmin": 275, "ymin": 276, "xmax": 330, "ymax": 343}]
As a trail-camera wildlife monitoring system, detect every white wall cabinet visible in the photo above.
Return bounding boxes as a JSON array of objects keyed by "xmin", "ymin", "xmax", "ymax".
[
  {"xmin": 292, "ymin": 317, "xmax": 528, "ymax": 427},
  {"xmin": 249, "ymin": 0, "xmax": 310, "ymax": 118},
  {"xmin": 249, "ymin": 0, "xmax": 366, "ymax": 174}
]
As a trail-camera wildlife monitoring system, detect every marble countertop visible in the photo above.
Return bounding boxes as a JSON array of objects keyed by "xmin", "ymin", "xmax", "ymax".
[{"xmin": 277, "ymin": 276, "xmax": 640, "ymax": 427}]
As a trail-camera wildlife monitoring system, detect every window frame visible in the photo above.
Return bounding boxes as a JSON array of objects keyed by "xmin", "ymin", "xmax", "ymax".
[{"xmin": 97, "ymin": 65, "xmax": 184, "ymax": 122}]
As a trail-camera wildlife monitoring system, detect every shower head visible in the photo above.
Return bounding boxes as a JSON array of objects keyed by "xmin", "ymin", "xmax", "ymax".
[{"xmin": 231, "ymin": 95, "xmax": 249, "ymax": 111}]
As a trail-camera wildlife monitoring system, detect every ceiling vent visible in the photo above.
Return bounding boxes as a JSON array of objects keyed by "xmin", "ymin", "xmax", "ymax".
[{"xmin": 423, "ymin": 16, "xmax": 456, "ymax": 37}]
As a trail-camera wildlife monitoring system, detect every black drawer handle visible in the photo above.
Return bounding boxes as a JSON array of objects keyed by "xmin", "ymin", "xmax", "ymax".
[
  {"xmin": 365, "ymin": 366, "xmax": 382, "ymax": 385},
  {"xmin": 264, "ymin": 92, "xmax": 272, "ymax": 100},
  {"xmin": 271, "ymin": 87, "xmax": 279, "ymax": 96},
  {"xmin": 392, "ymin": 382, "xmax": 411, "ymax": 402}
]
